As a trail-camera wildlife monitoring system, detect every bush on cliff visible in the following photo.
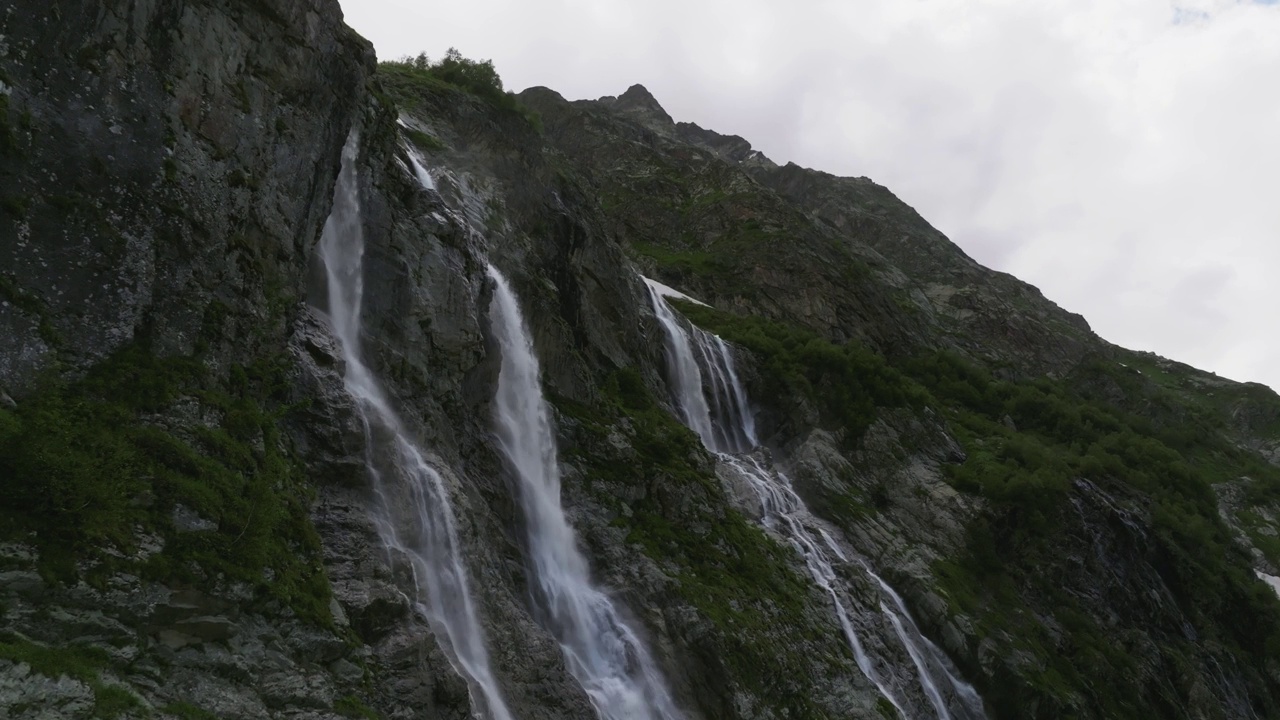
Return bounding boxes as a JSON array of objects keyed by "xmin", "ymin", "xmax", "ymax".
[{"xmin": 379, "ymin": 48, "xmax": 539, "ymax": 127}]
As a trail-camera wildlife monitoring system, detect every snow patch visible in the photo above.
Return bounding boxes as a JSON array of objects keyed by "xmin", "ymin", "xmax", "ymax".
[{"xmin": 641, "ymin": 276, "xmax": 708, "ymax": 307}]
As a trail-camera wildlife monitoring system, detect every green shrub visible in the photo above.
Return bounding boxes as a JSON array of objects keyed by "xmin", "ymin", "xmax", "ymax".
[
  {"xmin": 335, "ymin": 694, "xmax": 380, "ymax": 719},
  {"xmin": 0, "ymin": 345, "xmax": 333, "ymax": 626},
  {"xmin": 378, "ymin": 49, "xmax": 540, "ymax": 129},
  {"xmin": 674, "ymin": 299, "xmax": 924, "ymax": 443},
  {"xmin": 899, "ymin": 350, "xmax": 1280, "ymax": 717}
]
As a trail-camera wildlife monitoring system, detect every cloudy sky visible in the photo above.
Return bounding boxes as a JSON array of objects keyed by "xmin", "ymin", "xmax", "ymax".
[{"xmin": 340, "ymin": 0, "xmax": 1280, "ymax": 392}]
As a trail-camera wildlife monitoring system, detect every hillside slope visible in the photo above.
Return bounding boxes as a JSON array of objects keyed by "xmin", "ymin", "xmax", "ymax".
[{"xmin": 2, "ymin": 4, "xmax": 1279, "ymax": 719}]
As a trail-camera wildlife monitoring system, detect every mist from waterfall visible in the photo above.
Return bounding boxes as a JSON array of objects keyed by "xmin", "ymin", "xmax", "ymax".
[
  {"xmin": 487, "ymin": 265, "xmax": 682, "ymax": 720},
  {"xmin": 317, "ymin": 133, "xmax": 515, "ymax": 720},
  {"xmin": 644, "ymin": 277, "xmax": 987, "ymax": 720}
]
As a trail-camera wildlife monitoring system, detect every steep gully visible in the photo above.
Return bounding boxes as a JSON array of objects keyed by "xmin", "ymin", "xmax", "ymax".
[{"xmin": 644, "ymin": 279, "xmax": 988, "ymax": 720}]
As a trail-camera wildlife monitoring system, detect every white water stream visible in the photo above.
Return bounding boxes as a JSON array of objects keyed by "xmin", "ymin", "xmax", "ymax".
[
  {"xmin": 318, "ymin": 133, "xmax": 515, "ymax": 720},
  {"xmin": 645, "ymin": 277, "xmax": 987, "ymax": 720},
  {"xmin": 487, "ymin": 266, "xmax": 682, "ymax": 720}
]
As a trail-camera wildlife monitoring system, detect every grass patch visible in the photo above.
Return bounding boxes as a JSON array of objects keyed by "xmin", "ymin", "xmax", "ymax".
[
  {"xmin": 674, "ymin": 299, "xmax": 924, "ymax": 443},
  {"xmin": 1, "ymin": 194, "xmax": 27, "ymax": 218},
  {"xmin": 162, "ymin": 702, "xmax": 219, "ymax": 720},
  {"xmin": 0, "ymin": 635, "xmax": 142, "ymax": 718},
  {"xmin": 633, "ymin": 242, "xmax": 729, "ymax": 278},
  {"xmin": 334, "ymin": 694, "xmax": 380, "ymax": 719},
  {"xmin": 875, "ymin": 696, "xmax": 901, "ymax": 719},
  {"xmin": 0, "ymin": 343, "xmax": 333, "ymax": 627},
  {"xmin": 403, "ymin": 127, "xmax": 444, "ymax": 152},
  {"xmin": 1, "ymin": 92, "xmax": 16, "ymax": 157}
]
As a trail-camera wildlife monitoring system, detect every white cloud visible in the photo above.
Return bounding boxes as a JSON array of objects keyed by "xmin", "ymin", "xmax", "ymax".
[{"xmin": 339, "ymin": 0, "xmax": 1280, "ymax": 391}]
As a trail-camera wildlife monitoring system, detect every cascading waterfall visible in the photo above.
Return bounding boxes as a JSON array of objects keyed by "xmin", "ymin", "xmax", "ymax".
[
  {"xmin": 718, "ymin": 451, "xmax": 909, "ymax": 717},
  {"xmin": 644, "ymin": 277, "xmax": 987, "ymax": 720},
  {"xmin": 406, "ymin": 148, "xmax": 436, "ymax": 190},
  {"xmin": 487, "ymin": 265, "xmax": 683, "ymax": 720},
  {"xmin": 317, "ymin": 132, "xmax": 515, "ymax": 720},
  {"xmin": 871, "ymin": 571, "xmax": 987, "ymax": 718},
  {"xmin": 644, "ymin": 281, "xmax": 754, "ymax": 453}
]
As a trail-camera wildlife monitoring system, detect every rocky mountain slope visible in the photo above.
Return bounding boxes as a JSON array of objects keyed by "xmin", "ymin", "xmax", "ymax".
[{"xmin": 3, "ymin": 2, "xmax": 1280, "ymax": 719}]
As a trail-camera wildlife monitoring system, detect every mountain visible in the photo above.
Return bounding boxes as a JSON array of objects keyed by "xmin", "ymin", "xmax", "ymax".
[{"xmin": 2, "ymin": 2, "xmax": 1279, "ymax": 719}]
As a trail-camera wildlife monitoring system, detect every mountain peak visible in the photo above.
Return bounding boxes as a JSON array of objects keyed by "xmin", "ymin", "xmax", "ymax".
[{"xmin": 599, "ymin": 83, "xmax": 674, "ymax": 129}]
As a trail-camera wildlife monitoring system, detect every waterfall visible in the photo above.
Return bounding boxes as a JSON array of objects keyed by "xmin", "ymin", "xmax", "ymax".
[
  {"xmin": 870, "ymin": 571, "xmax": 987, "ymax": 719},
  {"xmin": 719, "ymin": 454, "xmax": 908, "ymax": 716},
  {"xmin": 644, "ymin": 277, "xmax": 987, "ymax": 720},
  {"xmin": 486, "ymin": 265, "xmax": 682, "ymax": 720},
  {"xmin": 406, "ymin": 147, "xmax": 436, "ymax": 190},
  {"xmin": 317, "ymin": 132, "xmax": 515, "ymax": 720},
  {"xmin": 643, "ymin": 280, "xmax": 754, "ymax": 453}
]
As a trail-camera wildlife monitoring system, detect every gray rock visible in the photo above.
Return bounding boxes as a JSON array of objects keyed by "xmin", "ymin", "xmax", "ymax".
[
  {"xmin": 171, "ymin": 504, "xmax": 217, "ymax": 533},
  {"xmin": 0, "ymin": 661, "xmax": 95, "ymax": 720}
]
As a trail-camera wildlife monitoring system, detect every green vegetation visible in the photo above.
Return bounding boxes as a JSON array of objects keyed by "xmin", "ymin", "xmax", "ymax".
[
  {"xmin": 334, "ymin": 694, "xmax": 380, "ymax": 719},
  {"xmin": 632, "ymin": 243, "xmax": 730, "ymax": 281},
  {"xmin": 161, "ymin": 702, "xmax": 220, "ymax": 720},
  {"xmin": 674, "ymin": 299, "xmax": 924, "ymax": 443},
  {"xmin": 226, "ymin": 168, "xmax": 260, "ymax": 190},
  {"xmin": 875, "ymin": 696, "xmax": 901, "ymax": 719},
  {"xmin": 902, "ymin": 351, "xmax": 1280, "ymax": 717},
  {"xmin": 552, "ymin": 369, "xmax": 836, "ymax": 716},
  {"xmin": 1, "ymin": 193, "xmax": 26, "ymax": 218},
  {"xmin": 0, "ymin": 343, "xmax": 333, "ymax": 627},
  {"xmin": 403, "ymin": 127, "xmax": 444, "ymax": 152},
  {"xmin": 1, "ymin": 91, "xmax": 15, "ymax": 157},
  {"xmin": 630, "ymin": 228, "xmax": 789, "ymax": 301},
  {"xmin": 1115, "ymin": 351, "xmax": 1280, "ymax": 437},
  {"xmin": 0, "ymin": 273, "xmax": 60, "ymax": 346},
  {"xmin": 377, "ymin": 49, "xmax": 540, "ymax": 129},
  {"xmin": 665, "ymin": 292, "xmax": 1280, "ymax": 717},
  {"xmin": 0, "ymin": 635, "xmax": 142, "ymax": 718}
]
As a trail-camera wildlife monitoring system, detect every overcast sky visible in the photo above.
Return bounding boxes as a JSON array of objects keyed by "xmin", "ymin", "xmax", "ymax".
[{"xmin": 340, "ymin": 0, "xmax": 1280, "ymax": 392}]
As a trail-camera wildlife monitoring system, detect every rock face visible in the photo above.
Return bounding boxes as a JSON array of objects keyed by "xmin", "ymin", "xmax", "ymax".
[
  {"xmin": 4, "ymin": 5, "xmax": 1280, "ymax": 720},
  {"xmin": 0, "ymin": 0, "xmax": 369, "ymax": 393}
]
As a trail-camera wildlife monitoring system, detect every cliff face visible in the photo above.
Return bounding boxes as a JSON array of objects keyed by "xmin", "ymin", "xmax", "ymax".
[
  {"xmin": 0, "ymin": 1, "xmax": 392, "ymax": 717},
  {"xmin": 3, "ymin": 3, "xmax": 1280, "ymax": 720},
  {"xmin": 0, "ymin": 0, "xmax": 369, "ymax": 390}
]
